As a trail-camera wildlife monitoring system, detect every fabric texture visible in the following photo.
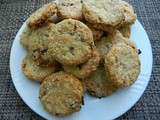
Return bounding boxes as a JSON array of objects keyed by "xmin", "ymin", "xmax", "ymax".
[{"xmin": 0, "ymin": 0, "xmax": 160, "ymax": 119}]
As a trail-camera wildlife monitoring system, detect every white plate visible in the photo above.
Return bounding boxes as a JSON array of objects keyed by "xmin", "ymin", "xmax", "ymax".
[{"xmin": 10, "ymin": 20, "xmax": 153, "ymax": 120}]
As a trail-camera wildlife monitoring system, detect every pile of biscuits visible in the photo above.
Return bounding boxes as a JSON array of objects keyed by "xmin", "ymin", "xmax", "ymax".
[{"xmin": 20, "ymin": 0, "xmax": 141, "ymax": 117}]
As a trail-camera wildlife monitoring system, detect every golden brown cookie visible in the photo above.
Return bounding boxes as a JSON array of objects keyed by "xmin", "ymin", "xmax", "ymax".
[
  {"xmin": 39, "ymin": 72, "xmax": 84, "ymax": 116},
  {"xmin": 27, "ymin": 2, "xmax": 57, "ymax": 29},
  {"xmin": 57, "ymin": 0, "xmax": 83, "ymax": 20},
  {"xmin": 96, "ymin": 31, "xmax": 126, "ymax": 61},
  {"xmin": 48, "ymin": 19, "xmax": 94, "ymax": 65},
  {"xmin": 119, "ymin": 24, "xmax": 131, "ymax": 38},
  {"xmin": 105, "ymin": 43, "xmax": 140, "ymax": 88},
  {"xmin": 82, "ymin": 0, "xmax": 125, "ymax": 33},
  {"xmin": 63, "ymin": 49, "xmax": 100, "ymax": 79},
  {"xmin": 84, "ymin": 64, "xmax": 118, "ymax": 98},
  {"xmin": 26, "ymin": 23, "xmax": 57, "ymax": 67},
  {"xmin": 21, "ymin": 55, "xmax": 55, "ymax": 82}
]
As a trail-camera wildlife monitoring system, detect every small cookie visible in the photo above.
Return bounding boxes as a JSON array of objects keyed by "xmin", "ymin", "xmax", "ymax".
[
  {"xmin": 63, "ymin": 49, "xmax": 100, "ymax": 79},
  {"xmin": 48, "ymin": 19, "xmax": 94, "ymax": 65},
  {"xmin": 119, "ymin": 24, "xmax": 131, "ymax": 38},
  {"xmin": 96, "ymin": 31, "xmax": 126, "ymax": 61},
  {"xmin": 39, "ymin": 72, "xmax": 84, "ymax": 116},
  {"xmin": 21, "ymin": 55, "xmax": 55, "ymax": 82},
  {"xmin": 26, "ymin": 23, "xmax": 57, "ymax": 67},
  {"xmin": 105, "ymin": 43, "xmax": 140, "ymax": 88},
  {"xmin": 86, "ymin": 22, "xmax": 104, "ymax": 41},
  {"xmin": 84, "ymin": 64, "xmax": 118, "ymax": 98},
  {"xmin": 82, "ymin": 0, "xmax": 124, "ymax": 33},
  {"xmin": 120, "ymin": 1, "xmax": 137, "ymax": 25},
  {"xmin": 27, "ymin": 2, "xmax": 57, "ymax": 29},
  {"xmin": 57, "ymin": 0, "xmax": 83, "ymax": 20},
  {"xmin": 48, "ymin": 34, "xmax": 93, "ymax": 66}
]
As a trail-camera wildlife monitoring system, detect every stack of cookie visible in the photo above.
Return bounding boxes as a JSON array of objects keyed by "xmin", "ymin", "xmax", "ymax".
[{"xmin": 20, "ymin": 0, "xmax": 140, "ymax": 117}]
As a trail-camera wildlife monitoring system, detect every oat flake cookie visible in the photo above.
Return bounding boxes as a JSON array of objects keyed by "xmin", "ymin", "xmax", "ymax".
[
  {"xmin": 84, "ymin": 64, "xmax": 118, "ymax": 98},
  {"xmin": 96, "ymin": 30, "xmax": 136, "ymax": 62},
  {"xmin": 25, "ymin": 23, "xmax": 57, "ymax": 67},
  {"xmin": 39, "ymin": 72, "xmax": 84, "ymax": 116},
  {"xmin": 21, "ymin": 55, "xmax": 55, "ymax": 82},
  {"xmin": 27, "ymin": 2, "xmax": 57, "ymax": 29},
  {"xmin": 48, "ymin": 19, "xmax": 94, "ymax": 65},
  {"xmin": 96, "ymin": 31, "xmax": 126, "ymax": 61},
  {"xmin": 105, "ymin": 43, "xmax": 140, "ymax": 88},
  {"xmin": 57, "ymin": 0, "xmax": 83, "ymax": 20},
  {"xmin": 82, "ymin": 0, "xmax": 125, "ymax": 33},
  {"xmin": 63, "ymin": 49, "xmax": 100, "ymax": 79}
]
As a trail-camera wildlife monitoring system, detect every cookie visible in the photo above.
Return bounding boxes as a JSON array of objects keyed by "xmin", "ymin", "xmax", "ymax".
[
  {"xmin": 84, "ymin": 64, "xmax": 118, "ymax": 98},
  {"xmin": 27, "ymin": 2, "xmax": 57, "ymax": 29},
  {"xmin": 48, "ymin": 19, "xmax": 94, "ymax": 65},
  {"xmin": 120, "ymin": 1, "xmax": 137, "ymax": 25},
  {"xmin": 21, "ymin": 55, "xmax": 55, "ymax": 82},
  {"xmin": 57, "ymin": 0, "xmax": 83, "ymax": 20},
  {"xmin": 26, "ymin": 23, "xmax": 57, "ymax": 67},
  {"xmin": 82, "ymin": 0, "xmax": 124, "ymax": 33},
  {"xmin": 39, "ymin": 72, "xmax": 84, "ymax": 116},
  {"xmin": 119, "ymin": 24, "xmax": 131, "ymax": 38},
  {"xmin": 63, "ymin": 49, "xmax": 100, "ymax": 79},
  {"xmin": 86, "ymin": 22, "xmax": 104, "ymax": 41},
  {"xmin": 105, "ymin": 43, "xmax": 140, "ymax": 88},
  {"xmin": 95, "ymin": 31, "xmax": 126, "ymax": 61}
]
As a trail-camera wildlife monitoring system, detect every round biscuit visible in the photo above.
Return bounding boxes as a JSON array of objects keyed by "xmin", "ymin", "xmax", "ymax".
[
  {"xmin": 39, "ymin": 72, "xmax": 84, "ymax": 116},
  {"xmin": 82, "ymin": 0, "xmax": 125, "ymax": 32},
  {"xmin": 48, "ymin": 19, "xmax": 94, "ymax": 65},
  {"xmin": 105, "ymin": 43, "xmax": 141, "ymax": 88}
]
